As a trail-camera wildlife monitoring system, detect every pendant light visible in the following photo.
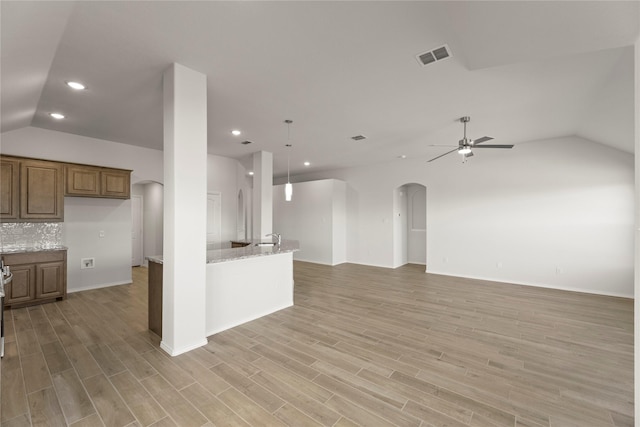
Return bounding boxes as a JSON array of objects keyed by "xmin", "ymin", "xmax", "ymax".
[{"xmin": 284, "ymin": 119, "xmax": 293, "ymax": 202}]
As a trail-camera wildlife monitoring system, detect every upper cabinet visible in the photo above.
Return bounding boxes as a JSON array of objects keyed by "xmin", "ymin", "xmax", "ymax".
[
  {"xmin": 20, "ymin": 159, "xmax": 64, "ymax": 221},
  {"xmin": 100, "ymin": 168, "xmax": 130, "ymax": 199},
  {"xmin": 0, "ymin": 157, "xmax": 20, "ymax": 221},
  {"xmin": 65, "ymin": 164, "xmax": 130, "ymax": 199},
  {"xmin": 65, "ymin": 165, "xmax": 101, "ymax": 197},
  {"xmin": 0, "ymin": 157, "xmax": 64, "ymax": 222},
  {"xmin": 0, "ymin": 155, "xmax": 132, "ymax": 223}
]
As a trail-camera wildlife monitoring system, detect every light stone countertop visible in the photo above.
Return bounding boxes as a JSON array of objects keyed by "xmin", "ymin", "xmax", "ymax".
[
  {"xmin": 146, "ymin": 239, "xmax": 300, "ymax": 265},
  {"xmin": 0, "ymin": 245, "xmax": 68, "ymax": 254}
]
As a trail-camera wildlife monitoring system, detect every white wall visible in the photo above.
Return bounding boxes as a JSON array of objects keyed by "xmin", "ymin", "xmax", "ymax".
[
  {"xmin": 286, "ymin": 136, "xmax": 634, "ymax": 297},
  {"xmin": 132, "ymin": 182, "xmax": 164, "ymax": 265},
  {"xmin": 1, "ymin": 127, "xmax": 164, "ymax": 291},
  {"xmin": 393, "ymin": 186, "xmax": 408, "ymax": 267},
  {"xmin": 143, "ymin": 182, "xmax": 164, "ymax": 260},
  {"xmin": 207, "ymin": 154, "xmax": 244, "ymax": 242},
  {"xmin": 273, "ymin": 179, "xmax": 347, "ymax": 266}
]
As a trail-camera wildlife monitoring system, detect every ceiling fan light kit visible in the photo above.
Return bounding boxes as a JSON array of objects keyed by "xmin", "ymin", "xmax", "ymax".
[{"xmin": 428, "ymin": 116, "xmax": 513, "ymax": 163}]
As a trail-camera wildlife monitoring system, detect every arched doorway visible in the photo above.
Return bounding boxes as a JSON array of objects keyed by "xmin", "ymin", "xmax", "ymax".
[
  {"xmin": 393, "ymin": 183, "xmax": 426, "ymax": 268},
  {"xmin": 131, "ymin": 181, "xmax": 164, "ymax": 266}
]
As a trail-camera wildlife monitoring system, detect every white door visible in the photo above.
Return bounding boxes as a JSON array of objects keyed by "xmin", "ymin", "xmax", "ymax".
[
  {"xmin": 131, "ymin": 195, "xmax": 143, "ymax": 266},
  {"xmin": 207, "ymin": 192, "xmax": 222, "ymax": 244}
]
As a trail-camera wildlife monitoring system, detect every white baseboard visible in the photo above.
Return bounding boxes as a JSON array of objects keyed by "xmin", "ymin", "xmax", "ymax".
[
  {"xmin": 160, "ymin": 338, "xmax": 208, "ymax": 357},
  {"xmin": 425, "ymin": 269, "xmax": 633, "ymax": 299}
]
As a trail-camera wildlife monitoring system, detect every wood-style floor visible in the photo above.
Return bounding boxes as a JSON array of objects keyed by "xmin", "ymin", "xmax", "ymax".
[{"xmin": 0, "ymin": 262, "xmax": 633, "ymax": 427}]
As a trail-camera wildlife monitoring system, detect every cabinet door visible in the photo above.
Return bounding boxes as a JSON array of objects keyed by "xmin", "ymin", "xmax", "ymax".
[
  {"xmin": 35, "ymin": 261, "xmax": 65, "ymax": 299},
  {"xmin": 20, "ymin": 160, "xmax": 64, "ymax": 220},
  {"xmin": 5, "ymin": 264, "xmax": 36, "ymax": 305},
  {"xmin": 0, "ymin": 158, "xmax": 20, "ymax": 221},
  {"xmin": 101, "ymin": 169, "xmax": 130, "ymax": 199},
  {"xmin": 65, "ymin": 165, "xmax": 101, "ymax": 197}
]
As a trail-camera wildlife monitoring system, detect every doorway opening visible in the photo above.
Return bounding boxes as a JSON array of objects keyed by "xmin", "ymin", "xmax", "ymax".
[
  {"xmin": 131, "ymin": 181, "xmax": 164, "ymax": 266},
  {"xmin": 393, "ymin": 183, "xmax": 426, "ymax": 269}
]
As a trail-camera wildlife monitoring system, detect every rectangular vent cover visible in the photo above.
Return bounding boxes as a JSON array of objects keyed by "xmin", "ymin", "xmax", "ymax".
[
  {"xmin": 241, "ymin": 140, "xmax": 252, "ymax": 145},
  {"xmin": 416, "ymin": 44, "xmax": 451, "ymax": 67},
  {"xmin": 351, "ymin": 135, "xmax": 367, "ymax": 141}
]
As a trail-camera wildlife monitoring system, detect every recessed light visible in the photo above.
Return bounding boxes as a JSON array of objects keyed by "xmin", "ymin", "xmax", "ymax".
[
  {"xmin": 66, "ymin": 81, "xmax": 86, "ymax": 90},
  {"xmin": 248, "ymin": 171, "xmax": 254, "ymax": 176},
  {"xmin": 231, "ymin": 130, "xmax": 241, "ymax": 136},
  {"xmin": 398, "ymin": 155, "xmax": 407, "ymax": 159},
  {"xmin": 49, "ymin": 112, "xmax": 65, "ymax": 120},
  {"xmin": 303, "ymin": 162, "xmax": 310, "ymax": 166}
]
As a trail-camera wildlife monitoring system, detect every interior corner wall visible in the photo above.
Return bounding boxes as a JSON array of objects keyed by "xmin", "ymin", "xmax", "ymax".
[
  {"xmin": 332, "ymin": 180, "xmax": 347, "ymax": 265},
  {"xmin": 0, "ymin": 126, "xmax": 164, "ymax": 291},
  {"xmin": 273, "ymin": 179, "xmax": 347, "ymax": 265},
  {"xmin": 288, "ymin": 135, "xmax": 634, "ymax": 297}
]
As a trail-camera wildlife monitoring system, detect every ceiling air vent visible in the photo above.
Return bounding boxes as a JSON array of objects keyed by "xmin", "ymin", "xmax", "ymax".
[
  {"xmin": 241, "ymin": 140, "xmax": 252, "ymax": 145},
  {"xmin": 351, "ymin": 135, "xmax": 367, "ymax": 141},
  {"xmin": 416, "ymin": 44, "xmax": 452, "ymax": 67}
]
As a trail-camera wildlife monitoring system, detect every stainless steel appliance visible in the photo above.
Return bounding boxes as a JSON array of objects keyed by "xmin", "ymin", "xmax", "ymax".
[{"xmin": 1, "ymin": 258, "xmax": 11, "ymax": 358}]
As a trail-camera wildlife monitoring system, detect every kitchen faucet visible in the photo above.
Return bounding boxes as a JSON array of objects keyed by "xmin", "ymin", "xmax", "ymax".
[{"xmin": 266, "ymin": 233, "xmax": 281, "ymax": 246}]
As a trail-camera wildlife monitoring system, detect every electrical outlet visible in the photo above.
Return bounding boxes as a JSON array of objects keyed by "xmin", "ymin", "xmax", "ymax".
[
  {"xmin": 99, "ymin": 230, "xmax": 105, "ymax": 238},
  {"xmin": 81, "ymin": 258, "xmax": 95, "ymax": 269},
  {"xmin": 496, "ymin": 262, "xmax": 503, "ymax": 269}
]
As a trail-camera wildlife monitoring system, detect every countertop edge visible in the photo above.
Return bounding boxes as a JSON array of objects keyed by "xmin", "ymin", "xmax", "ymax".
[
  {"xmin": 0, "ymin": 245, "xmax": 68, "ymax": 254},
  {"xmin": 146, "ymin": 240, "xmax": 300, "ymax": 265}
]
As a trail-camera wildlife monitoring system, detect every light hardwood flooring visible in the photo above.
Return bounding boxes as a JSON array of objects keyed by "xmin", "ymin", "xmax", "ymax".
[{"xmin": 0, "ymin": 262, "xmax": 633, "ymax": 427}]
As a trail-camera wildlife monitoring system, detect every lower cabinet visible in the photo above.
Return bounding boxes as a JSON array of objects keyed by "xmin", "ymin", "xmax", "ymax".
[{"xmin": 2, "ymin": 250, "xmax": 67, "ymax": 308}]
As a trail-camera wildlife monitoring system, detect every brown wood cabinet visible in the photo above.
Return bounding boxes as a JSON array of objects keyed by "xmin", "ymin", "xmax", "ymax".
[
  {"xmin": 0, "ymin": 155, "xmax": 132, "ymax": 222},
  {"xmin": 20, "ymin": 159, "xmax": 64, "ymax": 221},
  {"xmin": 0, "ymin": 157, "xmax": 20, "ymax": 221},
  {"xmin": 65, "ymin": 165, "xmax": 101, "ymax": 197},
  {"xmin": 2, "ymin": 249, "xmax": 67, "ymax": 308},
  {"xmin": 65, "ymin": 164, "xmax": 131, "ymax": 199},
  {"xmin": 0, "ymin": 157, "xmax": 64, "ymax": 222}
]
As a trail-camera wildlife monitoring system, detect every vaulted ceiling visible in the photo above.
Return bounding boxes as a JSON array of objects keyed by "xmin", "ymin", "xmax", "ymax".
[{"xmin": 1, "ymin": 1, "xmax": 637, "ymax": 176}]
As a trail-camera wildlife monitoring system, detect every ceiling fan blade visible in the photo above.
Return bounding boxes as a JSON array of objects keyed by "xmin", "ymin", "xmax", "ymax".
[
  {"xmin": 427, "ymin": 148, "xmax": 458, "ymax": 162},
  {"xmin": 472, "ymin": 136, "xmax": 494, "ymax": 145},
  {"xmin": 473, "ymin": 144, "xmax": 514, "ymax": 149}
]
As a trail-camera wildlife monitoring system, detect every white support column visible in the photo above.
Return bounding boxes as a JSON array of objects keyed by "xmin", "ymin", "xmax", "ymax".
[
  {"xmin": 162, "ymin": 63, "xmax": 208, "ymax": 356},
  {"xmin": 633, "ymin": 26, "xmax": 639, "ymax": 423},
  {"xmin": 252, "ymin": 151, "xmax": 273, "ymax": 239}
]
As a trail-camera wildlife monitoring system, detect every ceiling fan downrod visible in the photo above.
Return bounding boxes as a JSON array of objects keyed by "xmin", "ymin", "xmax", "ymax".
[{"xmin": 458, "ymin": 116, "xmax": 472, "ymax": 155}]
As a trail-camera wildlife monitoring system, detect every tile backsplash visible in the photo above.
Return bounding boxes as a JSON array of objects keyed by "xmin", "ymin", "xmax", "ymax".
[{"xmin": 0, "ymin": 223, "xmax": 63, "ymax": 250}]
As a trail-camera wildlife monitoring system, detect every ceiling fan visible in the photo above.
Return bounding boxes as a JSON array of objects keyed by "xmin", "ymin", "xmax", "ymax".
[{"xmin": 428, "ymin": 116, "xmax": 513, "ymax": 162}]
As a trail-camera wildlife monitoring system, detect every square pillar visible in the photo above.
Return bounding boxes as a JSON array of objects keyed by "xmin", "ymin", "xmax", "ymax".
[{"xmin": 162, "ymin": 63, "xmax": 208, "ymax": 356}]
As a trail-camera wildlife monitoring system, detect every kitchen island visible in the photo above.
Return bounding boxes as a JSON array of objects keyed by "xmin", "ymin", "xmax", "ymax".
[{"xmin": 147, "ymin": 239, "xmax": 299, "ymax": 338}]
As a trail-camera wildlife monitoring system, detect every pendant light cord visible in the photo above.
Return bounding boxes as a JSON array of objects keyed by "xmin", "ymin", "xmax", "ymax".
[{"xmin": 285, "ymin": 120, "xmax": 292, "ymax": 183}]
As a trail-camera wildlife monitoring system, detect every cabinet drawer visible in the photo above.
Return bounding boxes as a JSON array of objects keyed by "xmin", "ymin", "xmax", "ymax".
[{"xmin": 2, "ymin": 250, "xmax": 65, "ymax": 265}]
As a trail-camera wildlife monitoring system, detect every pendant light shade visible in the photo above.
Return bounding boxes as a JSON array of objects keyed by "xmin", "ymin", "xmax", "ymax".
[
  {"xmin": 284, "ymin": 119, "xmax": 293, "ymax": 202},
  {"xmin": 285, "ymin": 182, "xmax": 292, "ymax": 201}
]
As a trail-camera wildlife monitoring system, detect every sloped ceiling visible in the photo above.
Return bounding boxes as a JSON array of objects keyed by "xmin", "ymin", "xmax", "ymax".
[{"xmin": 1, "ymin": 1, "xmax": 638, "ymax": 176}]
